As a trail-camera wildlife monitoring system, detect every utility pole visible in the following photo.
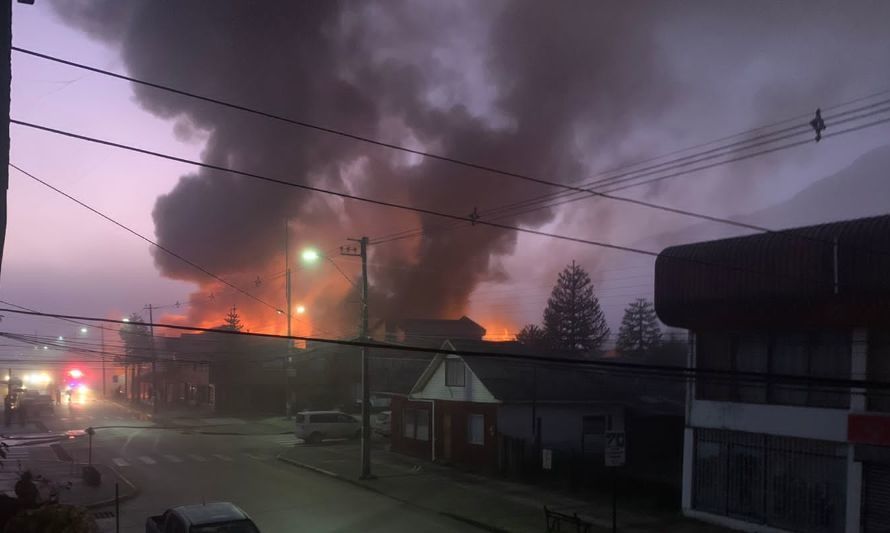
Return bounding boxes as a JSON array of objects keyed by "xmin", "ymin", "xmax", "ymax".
[
  {"xmin": 0, "ymin": 1, "xmax": 8, "ymax": 281},
  {"xmin": 284, "ymin": 221, "xmax": 292, "ymax": 418},
  {"xmin": 342, "ymin": 236, "xmax": 371, "ymax": 479},
  {"xmin": 101, "ymin": 326, "xmax": 106, "ymax": 399},
  {"xmin": 144, "ymin": 304, "xmax": 158, "ymax": 414}
]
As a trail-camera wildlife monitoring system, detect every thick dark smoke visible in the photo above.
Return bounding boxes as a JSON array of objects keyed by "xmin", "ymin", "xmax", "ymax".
[{"xmin": 50, "ymin": 1, "xmax": 890, "ymax": 334}]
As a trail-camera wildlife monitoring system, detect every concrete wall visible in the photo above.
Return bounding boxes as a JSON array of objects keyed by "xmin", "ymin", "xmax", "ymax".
[
  {"xmin": 689, "ymin": 399, "xmax": 849, "ymax": 442},
  {"xmin": 498, "ymin": 403, "xmax": 623, "ymax": 451}
]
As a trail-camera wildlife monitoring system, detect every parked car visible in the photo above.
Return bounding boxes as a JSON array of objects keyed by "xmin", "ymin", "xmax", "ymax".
[
  {"xmin": 294, "ymin": 410, "xmax": 360, "ymax": 444},
  {"xmin": 146, "ymin": 502, "xmax": 259, "ymax": 533},
  {"xmin": 372, "ymin": 410, "xmax": 391, "ymax": 437}
]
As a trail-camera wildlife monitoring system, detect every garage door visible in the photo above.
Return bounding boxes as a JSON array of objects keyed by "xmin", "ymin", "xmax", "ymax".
[{"xmin": 863, "ymin": 463, "xmax": 890, "ymax": 533}]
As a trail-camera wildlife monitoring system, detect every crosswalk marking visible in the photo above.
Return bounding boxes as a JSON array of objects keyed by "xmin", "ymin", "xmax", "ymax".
[
  {"xmin": 212, "ymin": 454, "xmax": 232, "ymax": 462},
  {"xmin": 112, "ymin": 458, "xmax": 130, "ymax": 467},
  {"xmin": 188, "ymin": 454, "xmax": 207, "ymax": 462},
  {"xmin": 162, "ymin": 454, "xmax": 183, "ymax": 463},
  {"xmin": 138, "ymin": 456, "xmax": 156, "ymax": 465}
]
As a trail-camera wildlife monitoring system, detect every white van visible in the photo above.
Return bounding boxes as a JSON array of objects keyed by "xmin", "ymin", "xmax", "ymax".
[{"xmin": 294, "ymin": 410, "xmax": 360, "ymax": 444}]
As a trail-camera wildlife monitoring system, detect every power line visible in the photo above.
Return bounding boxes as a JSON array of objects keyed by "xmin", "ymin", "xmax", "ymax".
[
  {"xmin": 14, "ymin": 46, "xmax": 890, "ymax": 244},
  {"xmin": 371, "ymin": 113, "xmax": 890, "ymax": 247},
  {"xmin": 15, "ymin": 46, "xmax": 890, "ymax": 281},
  {"xmin": 9, "ymin": 166, "xmax": 351, "ymax": 339},
  {"xmin": 14, "ymin": 119, "xmax": 890, "ymax": 290},
  {"xmin": 1, "ymin": 307, "xmax": 889, "ymax": 391},
  {"xmin": 9, "ymin": 164, "xmax": 286, "ymax": 317},
  {"xmin": 370, "ymin": 101, "xmax": 890, "ymax": 244},
  {"xmin": 7, "ymin": 121, "xmax": 663, "ymax": 254}
]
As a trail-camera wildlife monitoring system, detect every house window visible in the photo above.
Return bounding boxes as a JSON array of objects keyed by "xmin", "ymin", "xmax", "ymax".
[
  {"xmin": 402, "ymin": 408, "xmax": 430, "ymax": 441},
  {"xmin": 445, "ymin": 359, "xmax": 466, "ymax": 387},
  {"xmin": 416, "ymin": 409, "xmax": 430, "ymax": 441},
  {"xmin": 467, "ymin": 414, "xmax": 484, "ymax": 445},
  {"xmin": 403, "ymin": 409, "xmax": 416, "ymax": 439}
]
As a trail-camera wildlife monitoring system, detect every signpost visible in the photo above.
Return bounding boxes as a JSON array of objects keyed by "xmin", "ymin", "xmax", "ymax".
[
  {"xmin": 542, "ymin": 448, "xmax": 552, "ymax": 471},
  {"xmin": 605, "ymin": 430, "xmax": 625, "ymax": 532},
  {"xmin": 604, "ymin": 430, "xmax": 626, "ymax": 467}
]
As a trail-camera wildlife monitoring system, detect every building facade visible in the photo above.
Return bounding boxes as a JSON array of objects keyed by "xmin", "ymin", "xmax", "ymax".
[{"xmin": 655, "ymin": 215, "xmax": 890, "ymax": 533}]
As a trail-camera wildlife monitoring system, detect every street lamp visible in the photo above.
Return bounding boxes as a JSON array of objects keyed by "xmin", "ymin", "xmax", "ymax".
[
  {"xmin": 80, "ymin": 327, "xmax": 88, "ymax": 334},
  {"xmin": 296, "ymin": 305, "xmax": 306, "ymax": 315},
  {"xmin": 301, "ymin": 248, "xmax": 320, "ymax": 263},
  {"xmin": 122, "ymin": 317, "xmax": 130, "ymax": 323}
]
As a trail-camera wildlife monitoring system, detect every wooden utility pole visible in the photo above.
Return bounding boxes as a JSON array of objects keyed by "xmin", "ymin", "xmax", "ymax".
[
  {"xmin": 101, "ymin": 325, "xmax": 106, "ymax": 398},
  {"xmin": 284, "ymin": 221, "xmax": 292, "ymax": 418},
  {"xmin": 342, "ymin": 237, "xmax": 372, "ymax": 479},
  {"xmin": 0, "ymin": 2, "xmax": 12, "ymax": 280},
  {"xmin": 144, "ymin": 304, "xmax": 158, "ymax": 414}
]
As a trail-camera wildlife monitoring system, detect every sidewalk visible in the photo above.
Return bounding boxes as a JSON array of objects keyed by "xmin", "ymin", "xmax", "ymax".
[
  {"xmin": 278, "ymin": 443, "xmax": 727, "ymax": 533},
  {"xmin": 0, "ymin": 445, "xmax": 137, "ymax": 509}
]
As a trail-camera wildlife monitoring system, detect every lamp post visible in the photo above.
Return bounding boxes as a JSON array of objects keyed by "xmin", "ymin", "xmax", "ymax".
[{"xmin": 301, "ymin": 243, "xmax": 371, "ymax": 479}]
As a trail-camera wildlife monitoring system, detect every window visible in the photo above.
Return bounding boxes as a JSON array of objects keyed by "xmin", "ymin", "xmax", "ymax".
[
  {"xmin": 693, "ymin": 429, "xmax": 847, "ymax": 533},
  {"xmin": 402, "ymin": 408, "xmax": 430, "ymax": 441},
  {"xmin": 445, "ymin": 359, "xmax": 466, "ymax": 387},
  {"xmin": 735, "ymin": 334, "xmax": 768, "ymax": 404},
  {"xmin": 294, "ymin": 414, "xmax": 305, "ymax": 423},
  {"xmin": 403, "ymin": 409, "xmax": 416, "ymax": 439},
  {"xmin": 866, "ymin": 330, "xmax": 890, "ymax": 412},
  {"xmin": 467, "ymin": 414, "xmax": 484, "ymax": 445},
  {"xmin": 416, "ymin": 409, "xmax": 430, "ymax": 441},
  {"xmin": 337, "ymin": 414, "xmax": 355, "ymax": 423},
  {"xmin": 697, "ymin": 330, "xmax": 851, "ymax": 409}
]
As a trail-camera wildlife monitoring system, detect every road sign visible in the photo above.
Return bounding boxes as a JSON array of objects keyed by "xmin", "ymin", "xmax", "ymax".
[
  {"xmin": 604, "ymin": 430, "xmax": 626, "ymax": 467},
  {"xmin": 542, "ymin": 448, "xmax": 552, "ymax": 470}
]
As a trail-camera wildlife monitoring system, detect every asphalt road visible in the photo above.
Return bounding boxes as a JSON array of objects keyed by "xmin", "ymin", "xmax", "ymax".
[{"xmin": 43, "ymin": 400, "xmax": 478, "ymax": 533}]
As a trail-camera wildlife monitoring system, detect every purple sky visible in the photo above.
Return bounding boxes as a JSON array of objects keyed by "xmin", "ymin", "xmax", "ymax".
[{"xmin": 2, "ymin": 2, "xmax": 890, "ymax": 350}]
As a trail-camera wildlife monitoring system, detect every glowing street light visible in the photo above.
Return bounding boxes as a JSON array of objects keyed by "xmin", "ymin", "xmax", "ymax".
[
  {"xmin": 122, "ymin": 317, "xmax": 130, "ymax": 323},
  {"xmin": 80, "ymin": 327, "xmax": 88, "ymax": 334},
  {"xmin": 296, "ymin": 305, "xmax": 306, "ymax": 315},
  {"xmin": 57, "ymin": 336, "xmax": 64, "ymax": 341},
  {"xmin": 301, "ymin": 248, "xmax": 320, "ymax": 263}
]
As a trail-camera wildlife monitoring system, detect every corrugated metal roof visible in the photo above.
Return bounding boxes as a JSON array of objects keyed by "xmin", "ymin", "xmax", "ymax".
[{"xmin": 655, "ymin": 214, "xmax": 890, "ymax": 328}]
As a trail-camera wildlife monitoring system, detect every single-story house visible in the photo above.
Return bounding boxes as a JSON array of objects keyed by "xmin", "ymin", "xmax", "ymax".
[{"xmin": 391, "ymin": 339, "xmax": 684, "ymax": 489}]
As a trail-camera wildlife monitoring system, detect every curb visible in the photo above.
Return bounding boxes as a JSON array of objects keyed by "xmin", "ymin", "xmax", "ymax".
[{"xmin": 275, "ymin": 454, "xmax": 509, "ymax": 533}]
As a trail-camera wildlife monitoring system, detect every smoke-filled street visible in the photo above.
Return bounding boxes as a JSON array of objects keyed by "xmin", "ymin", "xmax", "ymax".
[{"xmin": 30, "ymin": 400, "xmax": 477, "ymax": 532}]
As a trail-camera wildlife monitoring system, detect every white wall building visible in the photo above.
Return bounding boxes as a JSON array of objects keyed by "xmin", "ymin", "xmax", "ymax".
[{"xmin": 655, "ymin": 215, "xmax": 890, "ymax": 533}]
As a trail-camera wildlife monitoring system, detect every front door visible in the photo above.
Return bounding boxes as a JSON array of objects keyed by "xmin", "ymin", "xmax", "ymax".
[{"xmin": 442, "ymin": 414, "xmax": 452, "ymax": 462}]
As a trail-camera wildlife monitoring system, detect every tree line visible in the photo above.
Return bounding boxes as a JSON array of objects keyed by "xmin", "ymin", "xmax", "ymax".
[{"xmin": 515, "ymin": 261, "xmax": 667, "ymax": 358}]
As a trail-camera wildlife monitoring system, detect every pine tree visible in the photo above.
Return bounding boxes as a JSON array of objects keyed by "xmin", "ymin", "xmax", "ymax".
[
  {"xmin": 222, "ymin": 306, "xmax": 244, "ymax": 331},
  {"xmin": 119, "ymin": 313, "xmax": 151, "ymax": 358},
  {"xmin": 616, "ymin": 298, "xmax": 662, "ymax": 355},
  {"xmin": 542, "ymin": 261, "xmax": 610, "ymax": 353},
  {"xmin": 516, "ymin": 324, "xmax": 547, "ymax": 347}
]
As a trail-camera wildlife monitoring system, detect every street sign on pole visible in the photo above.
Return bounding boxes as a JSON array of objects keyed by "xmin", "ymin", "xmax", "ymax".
[
  {"xmin": 605, "ymin": 430, "xmax": 625, "ymax": 533},
  {"xmin": 604, "ymin": 430, "xmax": 625, "ymax": 467}
]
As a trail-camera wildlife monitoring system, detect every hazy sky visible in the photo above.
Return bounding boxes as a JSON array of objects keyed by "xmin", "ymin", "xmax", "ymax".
[{"xmin": 2, "ymin": 1, "xmax": 889, "ymax": 350}]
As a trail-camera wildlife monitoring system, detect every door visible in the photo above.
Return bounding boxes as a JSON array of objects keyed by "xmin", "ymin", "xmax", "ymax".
[
  {"xmin": 442, "ymin": 414, "xmax": 452, "ymax": 462},
  {"xmin": 863, "ymin": 463, "xmax": 890, "ymax": 532}
]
